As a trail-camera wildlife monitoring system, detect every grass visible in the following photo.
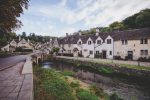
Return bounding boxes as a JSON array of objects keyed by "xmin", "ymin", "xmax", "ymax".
[
  {"xmin": 33, "ymin": 65, "xmax": 115, "ymax": 100},
  {"xmin": 93, "ymin": 60, "xmax": 150, "ymax": 71},
  {"xmin": 119, "ymin": 64, "xmax": 150, "ymax": 71}
]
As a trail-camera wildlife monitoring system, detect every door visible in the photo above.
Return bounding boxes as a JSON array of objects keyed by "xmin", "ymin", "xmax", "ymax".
[
  {"xmin": 102, "ymin": 50, "xmax": 107, "ymax": 59},
  {"xmin": 128, "ymin": 51, "xmax": 133, "ymax": 60}
]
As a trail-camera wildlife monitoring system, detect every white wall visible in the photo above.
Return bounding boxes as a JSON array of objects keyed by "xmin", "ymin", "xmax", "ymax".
[
  {"xmin": 95, "ymin": 36, "xmax": 114, "ymax": 59},
  {"xmin": 82, "ymin": 38, "xmax": 94, "ymax": 58}
]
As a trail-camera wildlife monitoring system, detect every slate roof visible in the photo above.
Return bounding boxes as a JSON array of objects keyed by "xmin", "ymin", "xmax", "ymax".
[
  {"xmin": 58, "ymin": 27, "xmax": 150, "ymax": 44},
  {"xmin": 111, "ymin": 27, "xmax": 150, "ymax": 41}
]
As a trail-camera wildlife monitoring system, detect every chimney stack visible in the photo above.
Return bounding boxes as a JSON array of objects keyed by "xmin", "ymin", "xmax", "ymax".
[
  {"xmin": 66, "ymin": 33, "xmax": 69, "ymax": 37},
  {"xmin": 95, "ymin": 28, "xmax": 99, "ymax": 36}
]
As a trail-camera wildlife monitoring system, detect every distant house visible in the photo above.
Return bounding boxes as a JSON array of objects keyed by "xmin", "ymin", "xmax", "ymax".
[
  {"xmin": 1, "ymin": 37, "xmax": 33, "ymax": 52},
  {"xmin": 113, "ymin": 28, "xmax": 150, "ymax": 60},
  {"xmin": 57, "ymin": 27, "xmax": 150, "ymax": 60}
]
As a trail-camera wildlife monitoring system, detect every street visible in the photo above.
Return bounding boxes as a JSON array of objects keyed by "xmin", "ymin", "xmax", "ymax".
[{"xmin": 0, "ymin": 55, "xmax": 27, "ymax": 70}]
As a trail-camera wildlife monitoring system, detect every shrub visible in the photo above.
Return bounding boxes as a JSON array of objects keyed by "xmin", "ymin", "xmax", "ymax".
[
  {"xmin": 97, "ymin": 67, "xmax": 113, "ymax": 74},
  {"xmin": 90, "ymin": 84, "xmax": 105, "ymax": 98},
  {"xmin": 70, "ymin": 82, "xmax": 80, "ymax": 88},
  {"xmin": 138, "ymin": 57, "xmax": 150, "ymax": 62},
  {"xmin": 61, "ymin": 70, "xmax": 74, "ymax": 76},
  {"xmin": 76, "ymin": 89, "xmax": 99, "ymax": 100},
  {"xmin": 63, "ymin": 53, "xmax": 73, "ymax": 57},
  {"xmin": 113, "ymin": 56, "xmax": 122, "ymax": 60},
  {"xmin": 34, "ymin": 68, "xmax": 75, "ymax": 100},
  {"xmin": 110, "ymin": 93, "xmax": 123, "ymax": 100},
  {"xmin": 15, "ymin": 47, "xmax": 33, "ymax": 52},
  {"xmin": 95, "ymin": 53, "xmax": 103, "ymax": 58}
]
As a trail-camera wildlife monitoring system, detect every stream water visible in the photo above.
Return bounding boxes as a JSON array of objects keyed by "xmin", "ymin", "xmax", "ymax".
[{"xmin": 40, "ymin": 61, "xmax": 150, "ymax": 100}]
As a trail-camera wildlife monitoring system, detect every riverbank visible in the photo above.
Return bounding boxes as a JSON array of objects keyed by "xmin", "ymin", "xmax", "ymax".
[
  {"xmin": 55, "ymin": 56, "xmax": 150, "ymax": 81},
  {"xmin": 33, "ymin": 65, "xmax": 125, "ymax": 100}
]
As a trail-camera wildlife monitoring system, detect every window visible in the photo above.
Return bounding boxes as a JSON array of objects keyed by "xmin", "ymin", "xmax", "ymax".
[
  {"xmin": 110, "ymin": 51, "xmax": 112, "ymax": 55},
  {"xmin": 97, "ymin": 40, "xmax": 101, "ymax": 44},
  {"xmin": 89, "ymin": 50, "xmax": 93, "ymax": 55},
  {"xmin": 96, "ymin": 51, "xmax": 99, "ymax": 54},
  {"xmin": 107, "ymin": 39, "xmax": 111, "ymax": 44},
  {"xmin": 140, "ymin": 38, "xmax": 148, "ymax": 44},
  {"xmin": 122, "ymin": 40, "xmax": 128, "ymax": 45},
  {"xmin": 78, "ymin": 41, "xmax": 82, "ymax": 45},
  {"xmin": 88, "ymin": 41, "xmax": 92, "ymax": 45},
  {"xmin": 140, "ymin": 50, "xmax": 148, "ymax": 55}
]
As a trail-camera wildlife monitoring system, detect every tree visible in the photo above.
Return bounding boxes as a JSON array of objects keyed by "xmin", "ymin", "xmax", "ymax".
[
  {"xmin": 135, "ymin": 9, "xmax": 150, "ymax": 28},
  {"xmin": 0, "ymin": 0, "xmax": 29, "ymax": 33},
  {"xmin": 109, "ymin": 21, "xmax": 124, "ymax": 30}
]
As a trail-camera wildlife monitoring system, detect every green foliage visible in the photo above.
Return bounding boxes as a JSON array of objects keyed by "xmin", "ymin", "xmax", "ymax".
[
  {"xmin": 97, "ymin": 67, "xmax": 113, "ymax": 74},
  {"xmin": 90, "ymin": 84, "xmax": 105, "ymax": 98},
  {"xmin": 15, "ymin": 47, "xmax": 33, "ymax": 52},
  {"xmin": 0, "ymin": 36, "xmax": 7, "ymax": 46},
  {"xmin": 109, "ymin": 21, "xmax": 125, "ymax": 30},
  {"xmin": 110, "ymin": 93, "xmax": 123, "ymax": 100},
  {"xmin": 123, "ymin": 9, "xmax": 150, "ymax": 29},
  {"xmin": 70, "ymin": 81, "xmax": 80, "ymax": 88},
  {"xmin": 34, "ymin": 67, "xmax": 75, "ymax": 100},
  {"xmin": 52, "ymin": 47, "xmax": 60, "ymax": 53},
  {"xmin": 0, "ymin": 0, "xmax": 29, "ymax": 32},
  {"xmin": 61, "ymin": 70, "xmax": 74, "ymax": 76},
  {"xmin": 76, "ymin": 89, "xmax": 99, "ymax": 100}
]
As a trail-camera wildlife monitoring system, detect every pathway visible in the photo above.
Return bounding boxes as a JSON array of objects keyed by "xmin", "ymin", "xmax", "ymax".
[{"xmin": 56, "ymin": 56, "xmax": 150, "ymax": 67}]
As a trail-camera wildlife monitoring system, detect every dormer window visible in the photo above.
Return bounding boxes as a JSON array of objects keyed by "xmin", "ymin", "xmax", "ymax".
[
  {"xmin": 140, "ymin": 38, "xmax": 148, "ymax": 44},
  {"xmin": 107, "ymin": 39, "xmax": 111, "ymax": 44},
  {"xmin": 88, "ymin": 41, "xmax": 92, "ymax": 45},
  {"xmin": 122, "ymin": 40, "xmax": 128, "ymax": 45},
  {"xmin": 97, "ymin": 40, "xmax": 101, "ymax": 44}
]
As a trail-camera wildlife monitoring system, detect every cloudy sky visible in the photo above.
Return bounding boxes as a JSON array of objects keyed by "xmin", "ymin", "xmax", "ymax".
[{"xmin": 16, "ymin": 0, "xmax": 150, "ymax": 36}]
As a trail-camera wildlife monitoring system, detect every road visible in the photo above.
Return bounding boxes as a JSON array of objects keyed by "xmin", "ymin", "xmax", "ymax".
[{"xmin": 0, "ymin": 55, "xmax": 28, "ymax": 70}]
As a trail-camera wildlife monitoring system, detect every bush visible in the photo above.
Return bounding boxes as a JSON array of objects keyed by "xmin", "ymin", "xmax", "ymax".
[
  {"xmin": 90, "ymin": 84, "xmax": 105, "ymax": 98},
  {"xmin": 138, "ymin": 57, "xmax": 150, "ymax": 62},
  {"xmin": 78, "ymin": 53, "xmax": 83, "ymax": 57},
  {"xmin": 61, "ymin": 70, "xmax": 74, "ymax": 76},
  {"xmin": 97, "ymin": 67, "xmax": 113, "ymax": 74},
  {"xmin": 113, "ymin": 56, "xmax": 122, "ymax": 60},
  {"xmin": 76, "ymin": 89, "xmax": 99, "ymax": 100},
  {"xmin": 70, "ymin": 82, "xmax": 80, "ymax": 88},
  {"xmin": 34, "ymin": 68, "xmax": 75, "ymax": 100},
  {"xmin": 95, "ymin": 53, "xmax": 103, "ymax": 58},
  {"xmin": 63, "ymin": 53, "xmax": 73, "ymax": 57},
  {"xmin": 110, "ymin": 93, "xmax": 123, "ymax": 100},
  {"xmin": 15, "ymin": 47, "xmax": 33, "ymax": 52}
]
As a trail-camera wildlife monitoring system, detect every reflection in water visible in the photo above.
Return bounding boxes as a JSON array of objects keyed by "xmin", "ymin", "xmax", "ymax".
[{"xmin": 41, "ymin": 61, "xmax": 150, "ymax": 100}]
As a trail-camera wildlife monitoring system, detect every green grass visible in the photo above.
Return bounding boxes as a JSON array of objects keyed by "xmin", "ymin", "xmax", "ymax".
[
  {"xmin": 119, "ymin": 64, "xmax": 150, "ymax": 71},
  {"xmin": 34, "ymin": 67, "xmax": 75, "ymax": 100}
]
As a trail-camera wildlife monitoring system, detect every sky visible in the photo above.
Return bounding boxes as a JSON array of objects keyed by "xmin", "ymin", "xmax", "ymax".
[{"xmin": 16, "ymin": 0, "xmax": 150, "ymax": 37}]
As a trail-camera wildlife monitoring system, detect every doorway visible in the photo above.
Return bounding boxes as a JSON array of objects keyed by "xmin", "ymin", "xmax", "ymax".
[
  {"xmin": 127, "ymin": 51, "xmax": 133, "ymax": 60},
  {"xmin": 102, "ymin": 50, "xmax": 107, "ymax": 59}
]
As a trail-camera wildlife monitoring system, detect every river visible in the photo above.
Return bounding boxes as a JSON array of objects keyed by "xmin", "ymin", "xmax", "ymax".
[{"xmin": 40, "ymin": 61, "xmax": 150, "ymax": 100}]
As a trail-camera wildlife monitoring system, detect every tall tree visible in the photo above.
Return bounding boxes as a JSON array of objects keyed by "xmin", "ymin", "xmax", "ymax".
[{"xmin": 0, "ymin": 0, "xmax": 29, "ymax": 33}]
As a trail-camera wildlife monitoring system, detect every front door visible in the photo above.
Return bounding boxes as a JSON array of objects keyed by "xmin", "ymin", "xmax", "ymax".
[
  {"xmin": 102, "ymin": 50, "xmax": 107, "ymax": 59},
  {"xmin": 128, "ymin": 51, "xmax": 133, "ymax": 60}
]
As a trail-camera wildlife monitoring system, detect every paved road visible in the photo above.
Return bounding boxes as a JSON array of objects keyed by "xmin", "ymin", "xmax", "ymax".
[{"xmin": 0, "ymin": 55, "xmax": 28, "ymax": 70}]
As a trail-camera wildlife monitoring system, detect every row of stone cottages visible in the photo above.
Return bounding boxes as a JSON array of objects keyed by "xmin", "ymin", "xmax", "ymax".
[{"xmin": 52, "ymin": 27, "xmax": 150, "ymax": 60}]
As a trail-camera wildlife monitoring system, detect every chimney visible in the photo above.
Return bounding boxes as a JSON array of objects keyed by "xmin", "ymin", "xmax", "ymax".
[
  {"xmin": 66, "ymin": 33, "xmax": 69, "ymax": 37},
  {"xmin": 79, "ymin": 31, "xmax": 82, "ymax": 36},
  {"xmin": 19, "ymin": 36, "xmax": 21, "ymax": 41},
  {"xmin": 95, "ymin": 28, "xmax": 99, "ymax": 36}
]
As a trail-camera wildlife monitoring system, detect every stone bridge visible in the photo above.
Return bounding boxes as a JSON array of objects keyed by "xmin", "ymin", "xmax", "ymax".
[{"xmin": 31, "ymin": 52, "xmax": 48, "ymax": 65}]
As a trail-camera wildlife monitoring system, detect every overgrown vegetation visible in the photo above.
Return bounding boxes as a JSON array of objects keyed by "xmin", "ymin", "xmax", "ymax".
[
  {"xmin": 34, "ymin": 66, "xmax": 124, "ymax": 100},
  {"xmin": 34, "ymin": 67, "xmax": 75, "ymax": 100}
]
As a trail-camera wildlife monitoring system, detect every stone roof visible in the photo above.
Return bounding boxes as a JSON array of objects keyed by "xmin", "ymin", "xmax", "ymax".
[
  {"xmin": 111, "ymin": 27, "xmax": 150, "ymax": 41},
  {"xmin": 59, "ymin": 27, "xmax": 150, "ymax": 44}
]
